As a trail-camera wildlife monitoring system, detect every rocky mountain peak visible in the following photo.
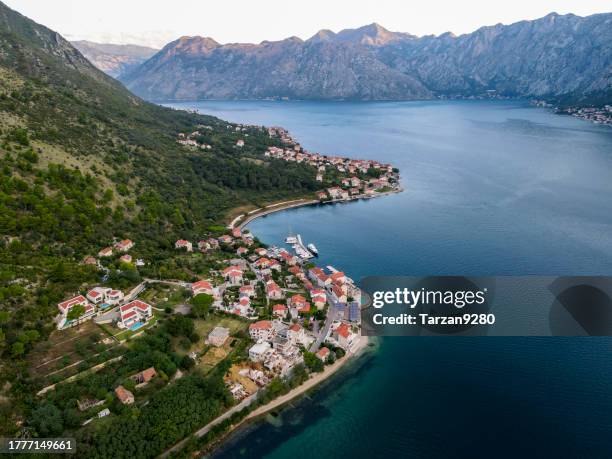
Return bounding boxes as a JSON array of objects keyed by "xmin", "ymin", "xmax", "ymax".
[{"xmin": 335, "ymin": 22, "xmax": 408, "ymax": 46}]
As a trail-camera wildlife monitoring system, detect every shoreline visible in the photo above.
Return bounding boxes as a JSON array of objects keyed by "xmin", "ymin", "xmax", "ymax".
[
  {"xmin": 231, "ymin": 188, "xmax": 404, "ymax": 230},
  {"xmin": 200, "ymin": 336, "xmax": 373, "ymax": 456},
  {"xmin": 161, "ymin": 336, "xmax": 372, "ymax": 458},
  {"xmin": 244, "ymin": 335, "xmax": 370, "ymax": 421}
]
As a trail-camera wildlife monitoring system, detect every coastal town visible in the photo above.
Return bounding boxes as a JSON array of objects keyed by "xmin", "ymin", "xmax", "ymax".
[
  {"xmin": 178, "ymin": 124, "xmax": 402, "ymax": 204},
  {"xmin": 33, "ymin": 122, "xmax": 401, "ymax": 455},
  {"xmin": 54, "ymin": 226, "xmax": 363, "ymax": 405}
]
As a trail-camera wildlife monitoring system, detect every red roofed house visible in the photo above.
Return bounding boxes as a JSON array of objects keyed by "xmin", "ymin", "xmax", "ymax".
[
  {"xmin": 115, "ymin": 239, "xmax": 134, "ymax": 252},
  {"xmin": 249, "ymin": 320, "xmax": 274, "ymax": 341},
  {"xmin": 308, "ymin": 267, "xmax": 330, "ymax": 287},
  {"xmin": 175, "ymin": 239, "xmax": 193, "ymax": 252},
  {"xmin": 115, "ymin": 385, "xmax": 134, "ymax": 405},
  {"xmin": 316, "ymin": 347, "xmax": 330, "ymax": 361},
  {"xmin": 57, "ymin": 295, "xmax": 96, "ymax": 329},
  {"xmin": 266, "ymin": 280, "xmax": 283, "ymax": 300},
  {"xmin": 254, "ymin": 257, "xmax": 272, "ymax": 270},
  {"xmin": 191, "ymin": 280, "xmax": 214, "ymax": 296},
  {"xmin": 298, "ymin": 302, "xmax": 311, "ymax": 314},
  {"xmin": 330, "ymin": 271, "xmax": 347, "ymax": 284},
  {"xmin": 239, "ymin": 296, "xmax": 250, "ymax": 307},
  {"xmin": 107, "ymin": 289, "xmax": 124, "ymax": 305},
  {"xmin": 120, "ymin": 300, "xmax": 152, "ymax": 329},
  {"xmin": 131, "ymin": 367, "xmax": 157, "ymax": 387},
  {"xmin": 255, "ymin": 248, "xmax": 267, "ymax": 256},
  {"xmin": 332, "ymin": 284, "xmax": 347, "ymax": 304},
  {"xmin": 286, "ymin": 323, "xmax": 306, "ymax": 343},
  {"xmin": 86, "ymin": 287, "xmax": 110, "ymax": 305},
  {"xmin": 272, "ymin": 304, "xmax": 288, "ymax": 319},
  {"xmin": 223, "ymin": 266, "xmax": 243, "ymax": 285},
  {"xmin": 98, "ymin": 246, "xmax": 113, "ymax": 258},
  {"xmin": 237, "ymin": 247, "xmax": 248, "ymax": 256},
  {"xmin": 289, "ymin": 294, "xmax": 311, "ymax": 313},
  {"xmin": 232, "ymin": 228, "xmax": 242, "ymax": 238},
  {"xmin": 218, "ymin": 235, "xmax": 233, "ymax": 245},
  {"xmin": 311, "ymin": 289, "xmax": 327, "ymax": 309},
  {"xmin": 334, "ymin": 323, "xmax": 354, "ymax": 349},
  {"xmin": 327, "ymin": 187, "xmax": 343, "ymax": 199},
  {"xmin": 239, "ymin": 284, "xmax": 255, "ymax": 298},
  {"xmin": 119, "ymin": 254, "xmax": 132, "ymax": 264},
  {"xmin": 279, "ymin": 250, "xmax": 298, "ymax": 266}
]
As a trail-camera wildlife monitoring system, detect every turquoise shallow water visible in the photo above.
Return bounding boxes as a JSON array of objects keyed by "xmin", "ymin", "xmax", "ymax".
[{"xmin": 168, "ymin": 100, "xmax": 612, "ymax": 458}]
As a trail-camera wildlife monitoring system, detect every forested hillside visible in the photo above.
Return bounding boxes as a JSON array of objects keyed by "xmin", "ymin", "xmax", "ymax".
[{"xmin": 0, "ymin": 0, "xmax": 318, "ymax": 431}]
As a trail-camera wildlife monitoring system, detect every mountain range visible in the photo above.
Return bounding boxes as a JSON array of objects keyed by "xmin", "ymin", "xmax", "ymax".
[
  {"xmin": 71, "ymin": 40, "xmax": 158, "ymax": 77},
  {"xmin": 116, "ymin": 14, "xmax": 612, "ymax": 102}
]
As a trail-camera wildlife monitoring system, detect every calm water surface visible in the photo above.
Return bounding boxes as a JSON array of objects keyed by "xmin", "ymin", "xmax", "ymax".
[{"xmin": 168, "ymin": 100, "xmax": 612, "ymax": 458}]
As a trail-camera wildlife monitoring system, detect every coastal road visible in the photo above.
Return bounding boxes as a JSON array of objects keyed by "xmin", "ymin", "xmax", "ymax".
[{"xmin": 160, "ymin": 392, "xmax": 259, "ymax": 458}]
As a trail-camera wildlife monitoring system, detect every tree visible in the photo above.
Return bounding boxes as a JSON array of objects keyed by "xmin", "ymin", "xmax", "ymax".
[
  {"xmin": 303, "ymin": 351, "xmax": 324, "ymax": 373},
  {"xmin": 31, "ymin": 403, "xmax": 63, "ymax": 436},
  {"xmin": 190, "ymin": 293, "xmax": 213, "ymax": 318},
  {"xmin": 66, "ymin": 304, "xmax": 86, "ymax": 324},
  {"xmin": 11, "ymin": 341, "xmax": 24, "ymax": 358}
]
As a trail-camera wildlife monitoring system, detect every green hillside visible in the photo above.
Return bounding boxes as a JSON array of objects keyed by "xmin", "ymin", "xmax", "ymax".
[{"xmin": 0, "ymin": 0, "xmax": 318, "ymax": 433}]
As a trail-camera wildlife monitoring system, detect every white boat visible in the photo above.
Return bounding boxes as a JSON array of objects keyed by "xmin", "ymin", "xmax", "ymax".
[
  {"xmin": 285, "ymin": 225, "xmax": 297, "ymax": 244},
  {"xmin": 293, "ymin": 244, "xmax": 313, "ymax": 259},
  {"xmin": 307, "ymin": 243, "xmax": 319, "ymax": 256},
  {"xmin": 292, "ymin": 234, "xmax": 314, "ymax": 259}
]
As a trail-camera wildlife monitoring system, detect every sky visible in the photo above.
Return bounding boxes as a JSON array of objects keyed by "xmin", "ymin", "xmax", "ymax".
[{"xmin": 4, "ymin": 0, "xmax": 611, "ymax": 49}]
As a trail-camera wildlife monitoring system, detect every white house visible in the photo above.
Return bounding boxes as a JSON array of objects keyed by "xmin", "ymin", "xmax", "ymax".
[
  {"xmin": 223, "ymin": 266, "xmax": 243, "ymax": 285},
  {"xmin": 98, "ymin": 247, "xmax": 113, "ymax": 258},
  {"xmin": 191, "ymin": 279, "xmax": 214, "ymax": 296},
  {"xmin": 249, "ymin": 320, "xmax": 274, "ymax": 341},
  {"xmin": 57, "ymin": 295, "xmax": 96, "ymax": 329},
  {"xmin": 266, "ymin": 280, "xmax": 283, "ymax": 300},
  {"xmin": 119, "ymin": 300, "xmax": 152, "ymax": 329},
  {"xmin": 106, "ymin": 289, "xmax": 124, "ymax": 305},
  {"xmin": 86, "ymin": 287, "xmax": 110, "ymax": 305},
  {"xmin": 175, "ymin": 239, "xmax": 193, "ymax": 252},
  {"xmin": 115, "ymin": 239, "xmax": 134, "ymax": 252},
  {"xmin": 248, "ymin": 341, "xmax": 271, "ymax": 362}
]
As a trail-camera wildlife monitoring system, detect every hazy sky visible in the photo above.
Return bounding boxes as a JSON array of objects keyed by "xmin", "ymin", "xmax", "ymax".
[{"xmin": 4, "ymin": 0, "xmax": 611, "ymax": 48}]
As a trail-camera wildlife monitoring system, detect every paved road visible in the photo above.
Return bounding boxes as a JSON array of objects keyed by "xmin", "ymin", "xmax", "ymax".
[
  {"xmin": 310, "ymin": 302, "xmax": 338, "ymax": 352},
  {"xmin": 161, "ymin": 392, "xmax": 259, "ymax": 458}
]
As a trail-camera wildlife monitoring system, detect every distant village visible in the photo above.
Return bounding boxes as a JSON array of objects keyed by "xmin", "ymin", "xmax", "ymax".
[
  {"xmin": 559, "ymin": 105, "xmax": 612, "ymax": 126},
  {"xmin": 533, "ymin": 100, "xmax": 612, "ymax": 126}
]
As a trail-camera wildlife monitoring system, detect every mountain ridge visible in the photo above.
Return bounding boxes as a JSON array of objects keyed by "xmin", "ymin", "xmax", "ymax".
[
  {"xmin": 71, "ymin": 40, "xmax": 158, "ymax": 77},
  {"xmin": 119, "ymin": 12, "xmax": 612, "ymax": 102}
]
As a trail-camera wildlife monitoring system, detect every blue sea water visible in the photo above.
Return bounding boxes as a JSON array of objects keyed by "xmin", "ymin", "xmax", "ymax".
[{"xmin": 168, "ymin": 100, "xmax": 612, "ymax": 458}]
